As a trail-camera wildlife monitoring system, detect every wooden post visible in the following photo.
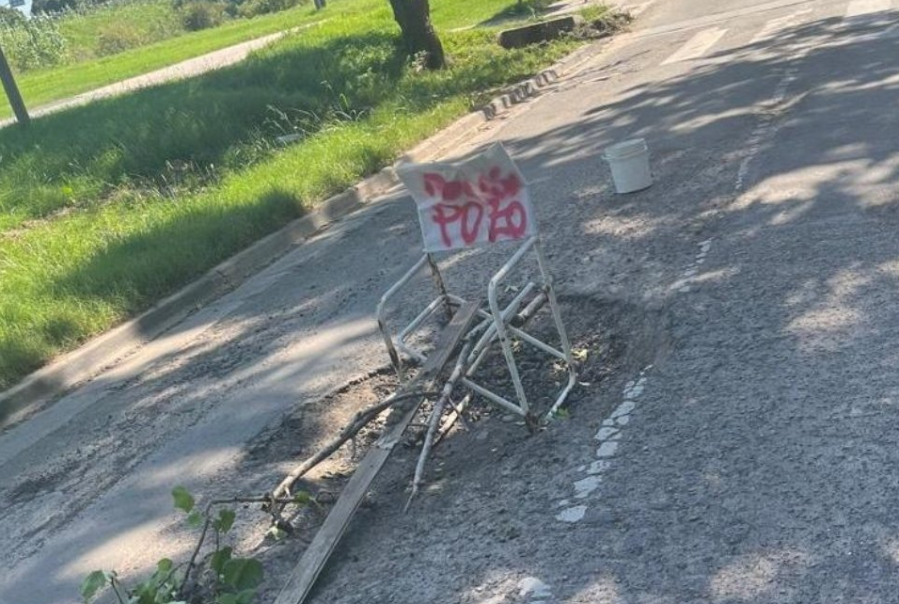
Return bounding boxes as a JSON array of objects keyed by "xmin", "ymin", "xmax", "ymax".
[{"xmin": 0, "ymin": 44, "xmax": 29, "ymax": 126}]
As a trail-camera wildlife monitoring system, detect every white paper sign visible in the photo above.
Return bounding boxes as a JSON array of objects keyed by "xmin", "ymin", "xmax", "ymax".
[{"xmin": 397, "ymin": 144, "xmax": 537, "ymax": 253}]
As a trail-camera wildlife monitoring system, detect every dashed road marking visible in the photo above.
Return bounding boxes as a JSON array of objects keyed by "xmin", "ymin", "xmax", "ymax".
[
  {"xmin": 556, "ymin": 505, "xmax": 588, "ymax": 523},
  {"xmin": 555, "ymin": 366, "xmax": 652, "ymax": 523},
  {"xmin": 678, "ymin": 239, "xmax": 713, "ymax": 294},
  {"xmin": 750, "ymin": 9, "xmax": 812, "ymax": 44},
  {"xmin": 662, "ymin": 27, "xmax": 728, "ymax": 65}
]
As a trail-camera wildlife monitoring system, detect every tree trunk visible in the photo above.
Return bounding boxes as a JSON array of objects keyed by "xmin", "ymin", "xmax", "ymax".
[{"xmin": 388, "ymin": 0, "xmax": 445, "ymax": 70}]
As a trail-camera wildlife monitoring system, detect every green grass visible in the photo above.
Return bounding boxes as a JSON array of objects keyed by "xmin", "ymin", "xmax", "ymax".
[
  {"xmin": 56, "ymin": 0, "xmax": 185, "ymax": 62},
  {"xmin": 5, "ymin": 2, "xmax": 326, "ymax": 116},
  {"xmin": 0, "ymin": 0, "xmax": 586, "ymax": 391}
]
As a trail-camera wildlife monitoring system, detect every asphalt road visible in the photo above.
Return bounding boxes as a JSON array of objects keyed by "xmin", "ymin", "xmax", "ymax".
[{"xmin": 5, "ymin": 0, "xmax": 899, "ymax": 602}]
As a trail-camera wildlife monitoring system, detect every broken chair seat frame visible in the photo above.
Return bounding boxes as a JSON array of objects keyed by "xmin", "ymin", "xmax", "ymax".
[{"xmin": 377, "ymin": 235, "xmax": 577, "ymax": 426}]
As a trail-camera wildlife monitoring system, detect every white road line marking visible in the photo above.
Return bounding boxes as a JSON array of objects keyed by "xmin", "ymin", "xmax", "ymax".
[
  {"xmin": 750, "ymin": 9, "xmax": 812, "ymax": 44},
  {"xmin": 845, "ymin": 0, "xmax": 892, "ymax": 18},
  {"xmin": 678, "ymin": 239, "xmax": 713, "ymax": 293},
  {"xmin": 662, "ymin": 27, "xmax": 728, "ymax": 65},
  {"xmin": 554, "ymin": 367, "xmax": 652, "ymax": 523}
]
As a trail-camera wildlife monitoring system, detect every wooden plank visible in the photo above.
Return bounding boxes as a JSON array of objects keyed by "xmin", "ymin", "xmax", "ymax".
[
  {"xmin": 418, "ymin": 300, "xmax": 480, "ymax": 380},
  {"xmin": 273, "ymin": 300, "xmax": 481, "ymax": 604}
]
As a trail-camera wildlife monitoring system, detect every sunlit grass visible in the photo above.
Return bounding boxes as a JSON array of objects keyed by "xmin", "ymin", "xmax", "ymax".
[{"xmin": 0, "ymin": 0, "xmax": 588, "ymax": 389}]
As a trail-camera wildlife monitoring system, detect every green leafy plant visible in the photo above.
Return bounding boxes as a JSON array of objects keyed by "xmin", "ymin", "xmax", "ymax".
[
  {"xmin": 0, "ymin": 11, "xmax": 68, "ymax": 70},
  {"xmin": 81, "ymin": 486, "xmax": 307, "ymax": 604},
  {"xmin": 179, "ymin": 1, "xmax": 228, "ymax": 32},
  {"xmin": 80, "ymin": 560, "xmax": 185, "ymax": 604},
  {"xmin": 96, "ymin": 21, "xmax": 150, "ymax": 56}
]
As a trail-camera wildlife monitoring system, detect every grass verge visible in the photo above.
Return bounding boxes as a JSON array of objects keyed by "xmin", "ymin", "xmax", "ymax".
[
  {"xmin": 4, "ymin": 2, "xmax": 326, "ymax": 117},
  {"xmin": 0, "ymin": 0, "xmax": 605, "ymax": 391}
]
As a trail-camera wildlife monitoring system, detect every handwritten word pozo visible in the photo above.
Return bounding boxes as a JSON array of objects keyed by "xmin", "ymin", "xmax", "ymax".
[{"xmin": 398, "ymin": 144, "xmax": 537, "ymax": 252}]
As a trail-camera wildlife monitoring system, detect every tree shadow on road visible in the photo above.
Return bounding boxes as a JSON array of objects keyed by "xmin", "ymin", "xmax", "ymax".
[
  {"xmin": 303, "ymin": 12, "xmax": 899, "ymax": 604},
  {"xmin": 9, "ymin": 10, "xmax": 899, "ymax": 604}
]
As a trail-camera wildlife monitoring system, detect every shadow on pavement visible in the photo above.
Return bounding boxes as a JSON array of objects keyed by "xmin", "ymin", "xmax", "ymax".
[{"xmin": 8, "ymin": 10, "xmax": 899, "ymax": 604}]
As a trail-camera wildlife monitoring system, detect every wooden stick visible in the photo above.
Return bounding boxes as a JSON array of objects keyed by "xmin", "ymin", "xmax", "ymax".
[
  {"xmin": 270, "ymin": 390, "xmax": 436, "ymax": 505},
  {"xmin": 435, "ymin": 392, "xmax": 473, "ymax": 446},
  {"xmin": 405, "ymin": 339, "xmax": 472, "ymax": 511},
  {"xmin": 273, "ymin": 300, "xmax": 481, "ymax": 604}
]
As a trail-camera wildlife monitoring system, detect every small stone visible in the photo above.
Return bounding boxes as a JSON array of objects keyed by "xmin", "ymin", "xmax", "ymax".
[
  {"xmin": 630, "ymin": 384, "xmax": 645, "ymax": 397},
  {"xmin": 556, "ymin": 505, "xmax": 588, "ymax": 523},
  {"xmin": 697, "ymin": 257, "xmax": 706, "ymax": 265},
  {"xmin": 612, "ymin": 400, "xmax": 635, "ymax": 418},
  {"xmin": 684, "ymin": 268, "xmax": 698, "ymax": 277},
  {"xmin": 594, "ymin": 427, "xmax": 620, "ymax": 441},
  {"xmin": 616, "ymin": 414, "xmax": 631, "ymax": 426},
  {"xmin": 557, "ymin": 498, "xmax": 570, "ymax": 507},
  {"xmin": 596, "ymin": 441, "xmax": 619, "ymax": 458},
  {"xmin": 502, "ymin": 414, "xmax": 516, "ymax": 422},
  {"xmin": 602, "ymin": 418, "xmax": 615, "ymax": 427}
]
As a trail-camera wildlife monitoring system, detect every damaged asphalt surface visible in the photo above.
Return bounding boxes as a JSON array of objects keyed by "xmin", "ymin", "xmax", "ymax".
[{"xmin": 6, "ymin": 0, "xmax": 899, "ymax": 602}]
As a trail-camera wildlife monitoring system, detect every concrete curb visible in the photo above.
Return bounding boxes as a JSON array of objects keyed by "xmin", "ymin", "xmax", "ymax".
[{"xmin": 0, "ymin": 37, "xmax": 611, "ymax": 430}]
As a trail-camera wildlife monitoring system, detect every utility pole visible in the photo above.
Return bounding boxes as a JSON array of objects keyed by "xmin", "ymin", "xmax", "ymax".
[{"xmin": 0, "ymin": 44, "xmax": 29, "ymax": 126}]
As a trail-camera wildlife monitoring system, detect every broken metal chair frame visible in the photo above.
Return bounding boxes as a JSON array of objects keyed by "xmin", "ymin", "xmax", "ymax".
[{"xmin": 377, "ymin": 235, "xmax": 576, "ymax": 424}]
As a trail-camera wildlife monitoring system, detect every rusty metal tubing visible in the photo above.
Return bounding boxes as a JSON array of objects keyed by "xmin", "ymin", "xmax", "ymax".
[
  {"xmin": 399, "ymin": 295, "xmax": 447, "ymax": 342},
  {"xmin": 461, "ymin": 377, "xmax": 527, "ymax": 416},
  {"xmin": 467, "ymin": 287, "xmax": 546, "ymax": 376},
  {"xmin": 535, "ymin": 239, "xmax": 578, "ymax": 418},
  {"xmin": 487, "ymin": 238, "xmax": 537, "ymax": 415},
  {"xmin": 427, "ymin": 253, "xmax": 453, "ymax": 321},
  {"xmin": 505, "ymin": 325, "xmax": 568, "ymax": 361},
  {"xmin": 377, "ymin": 254, "xmax": 429, "ymax": 377},
  {"xmin": 464, "ymin": 282, "xmax": 536, "ymax": 366}
]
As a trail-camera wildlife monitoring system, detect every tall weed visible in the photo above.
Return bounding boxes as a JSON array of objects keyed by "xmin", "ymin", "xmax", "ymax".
[{"xmin": 0, "ymin": 13, "xmax": 67, "ymax": 70}]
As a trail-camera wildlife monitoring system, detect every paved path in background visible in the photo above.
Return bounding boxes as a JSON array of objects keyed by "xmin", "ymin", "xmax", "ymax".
[
  {"xmin": 8, "ymin": 0, "xmax": 899, "ymax": 602},
  {"xmin": 2, "ymin": 0, "xmax": 644, "ymax": 128},
  {"xmin": 0, "ymin": 27, "xmax": 298, "ymax": 128}
]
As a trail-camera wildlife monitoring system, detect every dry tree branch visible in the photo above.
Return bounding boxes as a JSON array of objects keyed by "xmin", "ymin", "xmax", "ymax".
[
  {"xmin": 405, "ymin": 340, "xmax": 473, "ymax": 512},
  {"xmin": 269, "ymin": 389, "xmax": 438, "ymax": 508}
]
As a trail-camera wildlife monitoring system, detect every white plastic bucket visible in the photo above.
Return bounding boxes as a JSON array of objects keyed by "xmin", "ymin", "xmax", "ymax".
[{"xmin": 603, "ymin": 138, "xmax": 652, "ymax": 194}]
